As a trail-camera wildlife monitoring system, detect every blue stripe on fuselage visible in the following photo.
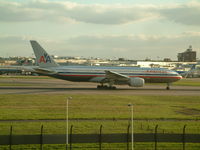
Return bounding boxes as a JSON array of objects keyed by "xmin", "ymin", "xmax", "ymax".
[{"xmin": 57, "ymin": 72, "xmax": 177, "ymax": 77}]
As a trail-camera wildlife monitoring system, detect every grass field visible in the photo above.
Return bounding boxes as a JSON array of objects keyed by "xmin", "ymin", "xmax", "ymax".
[
  {"xmin": 1, "ymin": 143, "xmax": 199, "ymax": 150},
  {"xmin": 0, "ymin": 76, "xmax": 200, "ymax": 149},
  {"xmin": 174, "ymin": 78, "xmax": 200, "ymax": 86},
  {"xmin": 0, "ymin": 94, "xmax": 200, "ymax": 149},
  {"xmin": 0, "ymin": 120, "xmax": 200, "ymax": 135},
  {"xmin": 0, "ymin": 94, "xmax": 200, "ymax": 120},
  {"xmin": 0, "ymin": 94, "xmax": 199, "ymax": 135},
  {"xmin": 2, "ymin": 94, "xmax": 200, "ymax": 119}
]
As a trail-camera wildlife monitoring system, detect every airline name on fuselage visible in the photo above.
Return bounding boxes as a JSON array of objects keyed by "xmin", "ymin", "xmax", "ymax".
[{"xmin": 146, "ymin": 70, "xmax": 167, "ymax": 73}]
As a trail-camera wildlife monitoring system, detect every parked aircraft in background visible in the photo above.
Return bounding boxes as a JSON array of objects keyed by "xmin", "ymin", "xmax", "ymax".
[
  {"xmin": 176, "ymin": 65, "xmax": 200, "ymax": 78},
  {"xmin": 0, "ymin": 67, "xmax": 21, "ymax": 75},
  {"xmin": 0, "ymin": 66, "xmax": 35, "ymax": 75},
  {"xmin": 29, "ymin": 40, "xmax": 182, "ymax": 90}
]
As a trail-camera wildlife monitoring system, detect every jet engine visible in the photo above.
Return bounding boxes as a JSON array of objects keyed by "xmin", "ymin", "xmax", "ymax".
[{"xmin": 128, "ymin": 77, "xmax": 145, "ymax": 87}]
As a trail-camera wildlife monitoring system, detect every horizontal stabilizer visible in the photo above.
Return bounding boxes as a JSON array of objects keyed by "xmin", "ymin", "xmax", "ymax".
[{"xmin": 33, "ymin": 68, "xmax": 57, "ymax": 74}]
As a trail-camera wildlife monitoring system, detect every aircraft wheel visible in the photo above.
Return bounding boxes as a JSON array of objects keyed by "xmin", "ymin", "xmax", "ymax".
[
  {"xmin": 109, "ymin": 86, "xmax": 116, "ymax": 90},
  {"xmin": 97, "ymin": 85, "xmax": 102, "ymax": 89},
  {"xmin": 97, "ymin": 85, "xmax": 116, "ymax": 90},
  {"xmin": 112, "ymin": 86, "xmax": 117, "ymax": 90},
  {"xmin": 103, "ymin": 85, "xmax": 108, "ymax": 89},
  {"xmin": 97, "ymin": 85, "xmax": 108, "ymax": 89}
]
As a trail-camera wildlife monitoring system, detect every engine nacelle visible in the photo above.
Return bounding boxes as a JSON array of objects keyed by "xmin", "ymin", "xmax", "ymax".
[{"xmin": 128, "ymin": 77, "xmax": 145, "ymax": 87}]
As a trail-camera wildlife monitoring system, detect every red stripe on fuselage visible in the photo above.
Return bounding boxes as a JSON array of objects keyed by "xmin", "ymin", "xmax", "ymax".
[
  {"xmin": 60, "ymin": 74, "xmax": 182, "ymax": 79},
  {"xmin": 61, "ymin": 74, "xmax": 105, "ymax": 77}
]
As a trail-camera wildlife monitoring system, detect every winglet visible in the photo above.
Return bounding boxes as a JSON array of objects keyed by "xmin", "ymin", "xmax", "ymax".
[{"xmin": 30, "ymin": 40, "xmax": 59, "ymax": 68}]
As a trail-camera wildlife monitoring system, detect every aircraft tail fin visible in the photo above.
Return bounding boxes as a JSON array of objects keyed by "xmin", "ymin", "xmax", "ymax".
[{"xmin": 30, "ymin": 40, "xmax": 59, "ymax": 68}]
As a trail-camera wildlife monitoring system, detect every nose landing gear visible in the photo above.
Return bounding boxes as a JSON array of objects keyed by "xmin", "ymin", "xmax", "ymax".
[{"xmin": 166, "ymin": 83, "xmax": 171, "ymax": 90}]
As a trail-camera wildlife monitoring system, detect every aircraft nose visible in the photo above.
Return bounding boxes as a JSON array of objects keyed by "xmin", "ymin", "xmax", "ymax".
[
  {"xmin": 178, "ymin": 74, "xmax": 182, "ymax": 79},
  {"xmin": 175, "ymin": 71, "xmax": 182, "ymax": 80}
]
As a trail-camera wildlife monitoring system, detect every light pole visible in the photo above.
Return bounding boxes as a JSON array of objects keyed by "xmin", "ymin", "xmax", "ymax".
[
  {"xmin": 128, "ymin": 103, "xmax": 134, "ymax": 150},
  {"xmin": 66, "ymin": 96, "xmax": 72, "ymax": 150}
]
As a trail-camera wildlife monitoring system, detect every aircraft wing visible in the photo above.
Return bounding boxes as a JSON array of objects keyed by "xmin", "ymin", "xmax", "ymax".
[{"xmin": 105, "ymin": 70, "xmax": 129, "ymax": 81}]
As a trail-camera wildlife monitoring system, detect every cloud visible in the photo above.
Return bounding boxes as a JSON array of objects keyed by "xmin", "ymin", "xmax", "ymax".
[
  {"xmin": 1, "ymin": 0, "xmax": 200, "ymax": 25},
  {"xmin": 65, "ymin": 4, "xmax": 157, "ymax": 24},
  {"xmin": 158, "ymin": 2, "xmax": 200, "ymax": 26},
  {"xmin": 0, "ymin": 32, "xmax": 200, "ymax": 59},
  {"xmin": 0, "ymin": 35, "xmax": 32, "ymax": 56},
  {"xmin": 56, "ymin": 32, "xmax": 200, "ymax": 59},
  {"xmin": 0, "ymin": 0, "xmax": 157, "ymax": 24}
]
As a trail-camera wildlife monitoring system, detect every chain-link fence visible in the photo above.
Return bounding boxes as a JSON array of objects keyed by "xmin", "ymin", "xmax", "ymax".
[{"xmin": 0, "ymin": 124, "xmax": 200, "ymax": 150}]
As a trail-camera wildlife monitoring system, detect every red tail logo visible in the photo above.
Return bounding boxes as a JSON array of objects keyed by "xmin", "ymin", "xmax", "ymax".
[
  {"xmin": 39, "ymin": 56, "xmax": 46, "ymax": 63},
  {"xmin": 39, "ymin": 53, "xmax": 51, "ymax": 63}
]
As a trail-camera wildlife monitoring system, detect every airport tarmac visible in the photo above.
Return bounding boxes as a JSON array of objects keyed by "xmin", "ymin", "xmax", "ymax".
[{"xmin": 0, "ymin": 77, "xmax": 200, "ymax": 95}]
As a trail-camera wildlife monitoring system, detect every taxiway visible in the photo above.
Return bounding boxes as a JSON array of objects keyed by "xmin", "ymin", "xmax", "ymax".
[{"xmin": 0, "ymin": 77, "xmax": 200, "ymax": 95}]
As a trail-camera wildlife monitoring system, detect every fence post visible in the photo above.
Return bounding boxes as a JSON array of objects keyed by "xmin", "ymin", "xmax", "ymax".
[
  {"xmin": 183, "ymin": 125, "xmax": 187, "ymax": 150},
  {"xmin": 99, "ymin": 125, "xmax": 103, "ymax": 150},
  {"xmin": 40, "ymin": 125, "xmax": 43, "ymax": 150},
  {"xmin": 127, "ymin": 123, "xmax": 130, "ymax": 150},
  {"xmin": 70, "ymin": 125, "xmax": 73, "ymax": 150},
  {"xmin": 154, "ymin": 125, "xmax": 158, "ymax": 150},
  {"xmin": 9, "ymin": 126, "xmax": 12, "ymax": 150}
]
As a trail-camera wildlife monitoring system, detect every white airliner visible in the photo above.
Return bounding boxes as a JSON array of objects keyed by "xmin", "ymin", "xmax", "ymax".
[{"xmin": 28, "ymin": 40, "xmax": 182, "ymax": 90}]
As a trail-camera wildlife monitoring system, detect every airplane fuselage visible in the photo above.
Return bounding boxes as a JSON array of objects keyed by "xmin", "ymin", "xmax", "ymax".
[{"xmin": 42, "ymin": 66, "xmax": 182, "ymax": 84}]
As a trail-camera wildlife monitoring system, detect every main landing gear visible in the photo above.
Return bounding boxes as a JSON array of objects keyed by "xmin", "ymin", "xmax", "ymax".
[
  {"xmin": 97, "ymin": 84, "xmax": 116, "ymax": 90},
  {"xmin": 166, "ymin": 83, "xmax": 171, "ymax": 90}
]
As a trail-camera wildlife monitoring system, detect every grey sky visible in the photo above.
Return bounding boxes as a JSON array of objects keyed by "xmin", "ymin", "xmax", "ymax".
[{"xmin": 0, "ymin": 0, "xmax": 200, "ymax": 60}]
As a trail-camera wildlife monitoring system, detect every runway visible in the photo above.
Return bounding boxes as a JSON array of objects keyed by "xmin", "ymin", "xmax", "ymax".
[{"xmin": 0, "ymin": 77, "xmax": 200, "ymax": 95}]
